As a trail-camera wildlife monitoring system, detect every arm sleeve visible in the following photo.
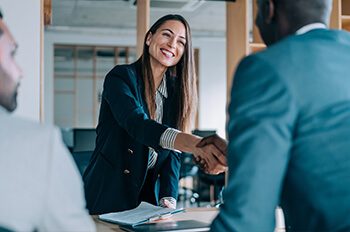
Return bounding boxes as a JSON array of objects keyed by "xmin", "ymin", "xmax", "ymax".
[
  {"xmin": 158, "ymin": 151, "xmax": 181, "ymax": 201},
  {"xmin": 39, "ymin": 128, "xmax": 95, "ymax": 232},
  {"xmin": 211, "ymin": 55, "xmax": 297, "ymax": 231},
  {"xmin": 159, "ymin": 128, "xmax": 181, "ymax": 152},
  {"xmin": 103, "ymin": 70, "xmax": 169, "ymax": 149}
]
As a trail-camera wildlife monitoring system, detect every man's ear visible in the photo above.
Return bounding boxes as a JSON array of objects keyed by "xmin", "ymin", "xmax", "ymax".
[
  {"xmin": 146, "ymin": 32, "xmax": 152, "ymax": 46},
  {"xmin": 262, "ymin": 0, "xmax": 275, "ymax": 24}
]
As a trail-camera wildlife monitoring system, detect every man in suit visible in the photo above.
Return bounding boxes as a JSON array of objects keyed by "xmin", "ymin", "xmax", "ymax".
[
  {"xmin": 0, "ymin": 10, "xmax": 95, "ymax": 231},
  {"xmin": 211, "ymin": 0, "xmax": 350, "ymax": 231}
]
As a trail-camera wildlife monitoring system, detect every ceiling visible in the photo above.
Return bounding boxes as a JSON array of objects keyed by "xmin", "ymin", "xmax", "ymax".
[{"xmin": 51, "ymin": 0, "xmax": 229, "ymax": 37}]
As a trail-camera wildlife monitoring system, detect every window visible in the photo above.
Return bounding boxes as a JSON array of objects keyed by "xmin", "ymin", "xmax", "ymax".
[{"xmin": 54, "ymin": 45, "xmax": 137, "ymax": 128}]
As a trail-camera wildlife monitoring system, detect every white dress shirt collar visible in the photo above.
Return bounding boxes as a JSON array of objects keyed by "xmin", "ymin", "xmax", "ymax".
[
  {"xmin": 295, "ymin": 23, "xmax": 327, "ymax": 35},
  {"xmin": 157, "ymin": 75, "xmax": 168, "ymax": 99}
]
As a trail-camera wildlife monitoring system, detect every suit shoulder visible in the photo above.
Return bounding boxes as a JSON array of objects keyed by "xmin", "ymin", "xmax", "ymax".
[
  {"xmin": 242, "ymin": 35, "xmax": 302, "ymax": 74},
  {"xmin": 0, "ymin": 114, "xmax": 63, "ymax": 166},
  {"xmin": 4, "ymin": 115, "xmax": 59, "ymax": 140}
]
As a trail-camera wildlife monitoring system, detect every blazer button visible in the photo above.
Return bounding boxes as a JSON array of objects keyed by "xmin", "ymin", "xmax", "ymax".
[
  {"xmin": 127, "ymin": 149, "xmax": 134, "ymax": 155},
  {"xmin": 124, "ymin": 169, "xmax": 130, "ymax": 174}
]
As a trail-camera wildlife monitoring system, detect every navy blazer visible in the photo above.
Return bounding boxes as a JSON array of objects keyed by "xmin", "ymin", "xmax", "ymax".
[{"xmin": 83, "ymin": 60, "xmax": 181, "ymax": 214}]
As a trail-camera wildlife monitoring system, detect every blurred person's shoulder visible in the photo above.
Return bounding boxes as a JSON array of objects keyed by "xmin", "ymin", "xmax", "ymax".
[
  {"xmin": 0, "ymin": 111, "xmax": 64, "ymax": 161},
  {"xmin": 0, "ymin": 112, "xmax": 58, "ymax": 138}
]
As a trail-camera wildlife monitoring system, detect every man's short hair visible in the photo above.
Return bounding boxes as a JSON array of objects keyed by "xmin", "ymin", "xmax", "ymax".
[{"xmin": 277, "ymin": 0, "xmax": 331, "ymax": 27}]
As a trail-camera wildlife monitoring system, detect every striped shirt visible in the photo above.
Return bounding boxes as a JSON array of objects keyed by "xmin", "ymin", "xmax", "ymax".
[
  {"xmin": 148, "ymin": 76, "xmax": 180, "ymax": 169},
  {"xmin": 147, "ymin": 76, "xmax": 180, "ymax": 208}
]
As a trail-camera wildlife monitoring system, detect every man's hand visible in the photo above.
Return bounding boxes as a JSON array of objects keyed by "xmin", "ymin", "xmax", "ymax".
[
  {"xmin": 197, "ymin": 134, "xmax": 227, "ymax": 164},
  {"xmin": 193, "ymin": 134, "xmax": 228, "ymax": 174}
]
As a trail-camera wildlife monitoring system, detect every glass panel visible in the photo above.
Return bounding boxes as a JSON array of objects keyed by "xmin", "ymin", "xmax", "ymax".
[
  {"xmin": 128, "ymin": 47, "xmax": 137, "ymax": 64},
  {"xmin": 77, "ymin": 47, "xmax": 94, "ymax": 77},
  {"xmin": 77, "ymin": 114, "xmax": 94, "ymax": 128},
  {"xmin": 54, "ymin": 47, "xmax": 74, "ymax": 75},
  {"xmin": 76, "ymin": 78, "xmax": 94, "ymax": 128},
  {"xmin": 54, "ymin": 93, "xmax": 74, "ymax": 128},
  {"xmin": 96, "ymin": 47, "xmax": 115, "ymax": 77},
  {"xmin": 54, "ymin": 45, "xmax": 136, "ymax": 129},
  {"xmin": 117, "ymin": 47, "xmax": 128, "ymax": 65},
  {"xmin": 54, "ymin": 78, "xmax": 75, "ymax": 92}
]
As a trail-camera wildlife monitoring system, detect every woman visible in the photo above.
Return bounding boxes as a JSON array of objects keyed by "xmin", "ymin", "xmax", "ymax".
[{"xmin": 83, "ymin": 14, "xmax": 226, "ymax": 215}]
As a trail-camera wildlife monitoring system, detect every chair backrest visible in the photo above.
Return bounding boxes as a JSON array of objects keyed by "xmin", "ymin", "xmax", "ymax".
[
  {"xmin": 180, "ymin": 152, "xmax": 198, "ymax": 179},
  {"xmin": 0, "ymin": 225, "xmax": 13, "ymax": 232},
  {"xmin": 73, "ymin": 128, "xmax": 96, "ymax": 152}
]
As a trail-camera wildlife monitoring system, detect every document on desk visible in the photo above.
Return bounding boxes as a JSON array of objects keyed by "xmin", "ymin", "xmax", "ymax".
[{"xmin": 99, "ymin": 201, "xmax": 184, "ymax": 227}]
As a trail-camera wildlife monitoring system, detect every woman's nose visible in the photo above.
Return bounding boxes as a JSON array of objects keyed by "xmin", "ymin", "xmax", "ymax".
[{"xmin": 167, "ymin": 38, "xmax": 176, "ymax": 48}]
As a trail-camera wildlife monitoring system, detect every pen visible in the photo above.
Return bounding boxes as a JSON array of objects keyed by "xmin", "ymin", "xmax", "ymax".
[
  {"xmin": 148, "ymin": 212, "xmax": 173, "ymax": 222},
  {"xmin": 159, "ymin": 213, "xmax": 172, "ymax": 219},
  {"xmin": 148, "ymin": 215, "xmax": 163, "ymax": 222}
]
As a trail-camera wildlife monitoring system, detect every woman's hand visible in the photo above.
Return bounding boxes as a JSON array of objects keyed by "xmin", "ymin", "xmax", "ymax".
[{"xmin": 173, "ymin": 132, "xmax": 228, "ymax": 175}]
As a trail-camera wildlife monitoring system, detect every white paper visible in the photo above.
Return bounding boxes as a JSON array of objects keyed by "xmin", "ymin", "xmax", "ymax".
[{"xmin": 99, "ymin": 202, "xmax": 183, "ymax": 226}]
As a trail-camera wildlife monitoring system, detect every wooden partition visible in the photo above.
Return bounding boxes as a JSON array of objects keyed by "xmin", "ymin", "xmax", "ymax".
[
  {"xmin": 342, "ymin": 0, "xmax": 350, "ymax": 31},
  {"xmin": 136, "ymin": 0, "xmax": 150, "ymax": 58},
  {"xmin": 226, "ymin": 0, "xmax": 249, "ymax": 100},
  {"xmin": 331, "ymin": 0, "xmax": 342, "ymax": 29}
]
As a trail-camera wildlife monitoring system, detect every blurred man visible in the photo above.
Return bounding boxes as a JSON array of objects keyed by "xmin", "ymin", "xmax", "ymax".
[
  {"xmin": 211, "ymin": 0, "xmax": 350, "ymax": 231},
  {"xmin": 0, "ymin": 10, "xmax": 95, "ymax": 231}
]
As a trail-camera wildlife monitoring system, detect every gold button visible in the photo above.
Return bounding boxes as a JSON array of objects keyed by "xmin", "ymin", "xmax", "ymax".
[
  {"xmin": 127, "ymin": 149, "xmax": 134, "ymax": 155},
  {"xmin": 124, "ymin": 169, "xmax": 130, "ymax": 174}
]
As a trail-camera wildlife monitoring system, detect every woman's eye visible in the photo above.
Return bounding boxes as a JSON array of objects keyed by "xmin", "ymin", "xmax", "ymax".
[
  {"xmin": 178, "ymin": 41, "xmax": 185, "ymax": 46},
  {"xmin": 163, "ymin": 33, "xmax": 171, "ymax": 37}
]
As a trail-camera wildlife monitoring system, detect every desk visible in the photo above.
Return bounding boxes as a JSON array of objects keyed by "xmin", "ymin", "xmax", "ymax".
[{"xmin": 93, "ymin": 207, "xmax": 218, "ymax": 232}]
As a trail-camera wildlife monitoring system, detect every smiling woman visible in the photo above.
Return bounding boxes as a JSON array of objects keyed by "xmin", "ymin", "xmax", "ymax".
[
  {"xmin": 83, "ymin": 14, "xmax": 227, "ymax": 215},
  {"xmin": 141, "ymin": 15, "xmax": 195, "ymax": 132}
]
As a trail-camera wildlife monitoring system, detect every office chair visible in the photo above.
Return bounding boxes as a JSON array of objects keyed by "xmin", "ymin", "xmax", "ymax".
[
  {"xmin": 178, "ymin": 152, "xmax": 199, "ymax": 207},
  {"xmin": 61, "ymin": 128, "xmax": 96, "ymax": 175},
  {"xmin": 197, "ymin": 170, "xmax": 225, "ymax": 206}
]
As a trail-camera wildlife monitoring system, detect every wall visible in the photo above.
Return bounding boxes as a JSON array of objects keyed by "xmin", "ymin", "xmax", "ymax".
[
  {"xmin": 194, "ymin": 38, "xmax": 227, "ymax": 137},
  {"xmin": 44, "ymin": 28, "xmax": 227, "ymax": 137},
  {"xmin": 0, "ymin": 0, "xmax": 42, "ymax": 121}
]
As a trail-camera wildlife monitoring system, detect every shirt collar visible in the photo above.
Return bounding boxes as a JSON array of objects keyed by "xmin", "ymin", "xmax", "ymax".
[
  {"xmin": 295, "ymin": 23, "xmax": 327, "ymax": 35},
  {"xmin": 157, "ymin": 75, "xmax": 168, "ymax": 99}
]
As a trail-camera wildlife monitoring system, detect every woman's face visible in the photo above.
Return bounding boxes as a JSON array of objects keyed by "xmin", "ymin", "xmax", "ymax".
[{"xmin": 146, "ymin": 20, "xmax": 187, "ymax": 69}]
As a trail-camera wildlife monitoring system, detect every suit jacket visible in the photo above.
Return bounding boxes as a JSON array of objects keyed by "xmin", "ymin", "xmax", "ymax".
[
  {"xmin": 83, "ymin": 60, "xmax": 181, "ymax": 214},
  {"xmin": 211, "ymin": 29, "xmax": 350, "ymax": 231},
  {"xmin": 0, "ymin": 107, "xmax": 94, "ymax": 232}
]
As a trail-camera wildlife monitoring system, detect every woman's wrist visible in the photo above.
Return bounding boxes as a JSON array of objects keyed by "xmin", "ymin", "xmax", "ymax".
[{"xmin": 173, "ymin": 132, "xmax": 201, "ymax": 153}]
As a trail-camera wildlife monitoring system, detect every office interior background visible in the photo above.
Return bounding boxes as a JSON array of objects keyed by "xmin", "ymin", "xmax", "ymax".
[
  {"xmin": 1, "ymin": 0, "xmax": 349, "ymax": 205},
  {"xmin": 2, "ymin": 0, "xmax": 233, "ymax": 137}
]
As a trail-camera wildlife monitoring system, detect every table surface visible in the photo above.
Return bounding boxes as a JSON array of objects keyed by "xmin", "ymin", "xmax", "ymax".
[{"xmin": 93, "ymin": 207, "xmax": 219, "ymax": 232}]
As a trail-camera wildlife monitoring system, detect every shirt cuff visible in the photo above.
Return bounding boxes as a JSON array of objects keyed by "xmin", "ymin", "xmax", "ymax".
[
  {"xmin": 159, "ymin": 128, "xmax": 180, "ymax": 152},
  {"xmin": 159, "ymin": 197, "xmax": 177, "ymax": 209}
]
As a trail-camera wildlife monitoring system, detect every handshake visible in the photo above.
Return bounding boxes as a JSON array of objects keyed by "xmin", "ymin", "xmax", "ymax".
[{"xmin": 193, "ymin": 134, "xmax": 228, "ymax": 175}]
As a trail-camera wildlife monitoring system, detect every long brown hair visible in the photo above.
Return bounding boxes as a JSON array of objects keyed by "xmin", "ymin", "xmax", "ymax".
[{"xmin": 141, "ymin": 14, "xmax": 197, "ymax": 132}]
